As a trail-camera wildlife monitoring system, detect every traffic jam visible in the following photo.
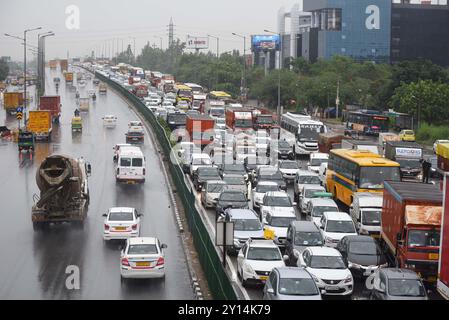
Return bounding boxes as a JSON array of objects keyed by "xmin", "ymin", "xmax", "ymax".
[{"xmin": 75, "ymin": 60, "xmax": 449, "ymax": 300}]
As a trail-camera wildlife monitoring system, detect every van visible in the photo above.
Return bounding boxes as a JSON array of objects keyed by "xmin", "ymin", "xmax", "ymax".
[
  {"xmin": 285, "ymin": 221, "xmax": 324, "ymax": 265},
  {"xmin": 116, "ymin": 146, "xmax": 146, "ymax": 184},
  {"xmin": 349, "ymin": 192, "xmax": 383, "ymax": 238}
]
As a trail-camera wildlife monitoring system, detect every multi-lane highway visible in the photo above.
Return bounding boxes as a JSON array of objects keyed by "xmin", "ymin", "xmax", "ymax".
[{"xmin": 0, "ymin": 68, "xmax": 194, "ymax": 299}]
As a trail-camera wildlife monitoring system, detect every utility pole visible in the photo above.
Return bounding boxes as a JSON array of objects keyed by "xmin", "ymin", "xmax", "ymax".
[
  {"xmin": 207, "ymin": 34, "xmax": 219, "ymax": 58},
  {"xmin": 264, "ymin": 29, "xmax": 282, "ymax": 124},
  {"xmin": 231, "ymin": 32, "xmax": 247, "ymax": 102}
]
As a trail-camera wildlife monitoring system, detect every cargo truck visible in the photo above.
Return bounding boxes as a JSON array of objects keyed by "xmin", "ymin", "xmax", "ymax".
[
  {"xmin": 39, "ymin": 96, "xmax": 61, "ymax": 123},
  {"xmin": 3, "ymin": 92, "xmax": 24, "ymax": 115},
  {"xmin": 318, "ymin": 132, "xmax": 344, "ymax": 153},
  {"xmin": 437, "ymin": 173, "xmax": 449, "ymax": 299},
  {"xmin": 49, "ymin": 60, "xmax": 58, "ymax": 69},
  {"xmin": 380, "ymin": 181, "xmax": 442, "ymax": 283},
  {"xmin": 27, "ymin": 111, "xmax": 52, "ymax": 141},
  {"xmin": 226, "ymin": 108, "xmax": 253, "ymax": 131},
  {"xmin": 384, "ymin": 141, "xmax": 423, "ymax": 180},
  {"xmin": 32, "ymin": 155, "xmax": 91, "ymax": 230},
  {"xmin": 65, "ymin": 72, "xmax": 74, "ymax": 84},
  {"xmin": 59, "ymin": 59, "xmax": 68, "ymax": 71},
  {"xmin": 186, "ymin": 114, "xmax": 215, "ymax": 149}
]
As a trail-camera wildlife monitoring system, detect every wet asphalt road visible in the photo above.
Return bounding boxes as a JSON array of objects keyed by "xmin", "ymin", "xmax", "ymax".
[{"xmin": 0, "ymin": 68, "xmax": 193, "ymax": 299}]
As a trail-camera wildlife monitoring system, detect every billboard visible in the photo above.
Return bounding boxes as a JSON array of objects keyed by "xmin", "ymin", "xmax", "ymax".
[
  {"xmin": 186, "ymin": 36, "xmax": 209, "ymax": 49},
  {"xmin": 251, "ymin": 35, "xmax": 280, "ymax": 52}
]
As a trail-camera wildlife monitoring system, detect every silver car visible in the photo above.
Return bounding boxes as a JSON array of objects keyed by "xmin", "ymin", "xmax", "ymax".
[{"xmin": 223, "ymin": 175, "xmax": 247, "ymax": 197}]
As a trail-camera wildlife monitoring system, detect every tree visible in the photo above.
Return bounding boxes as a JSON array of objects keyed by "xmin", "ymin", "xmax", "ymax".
[{"xmin": 0, "ymin": 58, "xmax": 9, "ymax": 81}]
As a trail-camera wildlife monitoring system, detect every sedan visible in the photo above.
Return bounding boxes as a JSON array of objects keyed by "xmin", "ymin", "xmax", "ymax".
[
  {"xmin": 278, "ymin": 160, "xmax": 300, "ymax": 181},
  {"xmin": 216, "ymin": 190, "xmax": 249, "ymax": 219},
  {"xmin": 103, "ymin": 207, "xmax": 142, "ymax": 241},
  {"xmin": 223, "ymin": 175, "xmax": 248, "ymax": 197},
  {"xmin": 252, "ymin": 181, "xmax": 280, "ymax": 210},
  {"xmin": 120, "ymin": 237, "xmax": 167, "ymax": 280},
  {"xmin": 370, "ymin": 268, "xmax": 428, "ymax": 300}
]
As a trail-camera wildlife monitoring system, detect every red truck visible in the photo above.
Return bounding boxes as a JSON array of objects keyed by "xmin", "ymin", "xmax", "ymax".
[
  {"xmin": 39, "ymin": 96, "xmax": 61, "ymax": 123},
  {"xmin": 438, "ymin": 173, "xmax": 449, "ymax": 299},
  {"xmin": 252, "ymin": 108, "xmax": 275, "ymax": 130},
  {"xmin": 132, "ymin": 83, "xmax": 149, "ymax": 98},
  {"xmin": 226, "ymin": 108, "xmax": 253, "ymax": 132},
  {"xmin": 186, "ymin": 114, "xmax": 215, "ymax": 148},
  {"xmin": 381, "ymin": 180, "xmax": 442, "ymax": 283}
]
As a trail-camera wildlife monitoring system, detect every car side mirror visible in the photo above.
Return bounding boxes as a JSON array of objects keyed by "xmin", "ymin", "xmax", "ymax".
[
  {"xmin": 283, "ymin": 255, "xmax": 289, "ymax": 262},
  {"xmin": 238, "ymin": 251, "xmax": 244, "ymax": 258},
  {"xmin": 137, "ymin": 213, "xmax": 144, "ymax": 217},
  {"xmin": 267, "ymin": 288, "xmax": 275, "ymax": 295},
  {"xmin": 161, "ymin": 244, "xmax": 168, "ymax": 249},
  {"xmin": 293, "ymin": 202, "xmax": 297, "ymax": 206},
  {"xmin": 102, "ymin": 213, "xmax": 107, "ymax": 217}
]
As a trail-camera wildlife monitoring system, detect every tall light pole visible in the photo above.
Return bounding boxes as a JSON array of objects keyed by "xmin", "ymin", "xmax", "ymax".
[
  {"xmin": 231, "ymin": 32, "xmax": 247, "ymax": 101},
  {"xmin": 207, "ymin": 34, "xmax": 219, "ymax": 58},
  {"xmin": 264, "ymin": 29, "xmax": 282, "ymax": 123},
  {"xmin": 129, "ymin": 37, "xmax": 136, "ymax": 63}
]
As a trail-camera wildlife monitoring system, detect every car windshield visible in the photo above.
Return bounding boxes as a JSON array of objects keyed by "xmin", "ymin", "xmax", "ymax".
[
  {"xmin": 234, "ymin": 219, "xmax": 262, "ymax": 231},
  {"xmin": 247, "ymin": 247, "xmax": 281, "ymax": 261},
  {"xmin": 256, "ymin": 184, "xmax": 279, "ymax": 193},
  {"xmin": 408, "ymin": 230, "xmax": 440, "ymax": 247},
  {"xmin": 127, "ymin": 244, "xmax": 158, "ymax": 255},
  {"xmin": 278, "ymin": 141, "xmax": 290, "ymax": 149},
  {"xmin": 359, "ymin": 166, "xmax": 401, "ymax": 189},
  {"xmin": 280, "ymin": 162, "xmax": 299, "ymax": 169},
  {"xmin": 270, "ymin": 217, "xmax": 296, "ymax": 228},
  {"xmin": 294, "ymin": 232, "xmax": 323, "ymax": 246},
  {"xmin": 265, "ymin": 196, "xmax": 292, "ymax": 207},
  {"xmin": 210, "ymin": 109, "xmax": 225, "ymax": 117},
  {"xmin": 224, "ymin": 176, "xmax": 245, "ymax": 185},
  {"xmin": 298, "ymin": 175, "xmax": 321, "ymax": 185},
  {"xmin": 220, "ymin": 192, "xmax": 246, "ymax": 202},
  {"xmin": 361, "ymin": 210, "xmax": 381, "ymax": 226},
  {"xmin": 120, "ymin": 158, "xmax": 132, "ymax": 167},
  {"xmin": 310, "ymin": 158, "xmax": 328, "ymax": 166},
  {"xmin": 207, "ymin": 183, "xmax": 226, "ymax": 193},
  {"xmin": 310, "ymin": 255, "xmax": 346, "ymax": 269},
  {"xmin": 109, "ymin": 211, "xmax": 134, "ymax": 221},
  {"xmin": 260, "ymin": 171, "xmax": 283, "ymax": 181},
  {"xmin": 312, "ymin": 206, "xmax": 338, "ymax": 218},
  {"xmin": 224, "ymin": 164, "xmax": 246, "ymax": 173},
  {"xmin": 257, "ymin": 116, "xmax": 273, "ymax": 124},
  {"xmin": 278, "ymin": 278, "xmax": 319, "ymax": 296},
  {"xmin": 349, "ymin": 241, "xmax": 378, "ymax": 255},
  {"xmin": 397, "ymin": 159, "xmax": 421, "ymax": 169},
  {"xmin": 199, "ymin": 168, "xmax": 219, "ymax": 176},
  {"xmin": 304, "ymin": 189, "xmax": 324, "ymax": 198},
  {"xmin": 388, "ymin": 279, "xmax": 426, "ymax": 297},
  {"xmin": 235, "ymin": 119, "xmax": 253, "ymax": 128},
  {"xmin": 326, "ymin": 220, "xmax": 355, "ymax": 233},
  {"xmin": 193, "ymin": 157, "xmax": 211, "ymax": 165}
]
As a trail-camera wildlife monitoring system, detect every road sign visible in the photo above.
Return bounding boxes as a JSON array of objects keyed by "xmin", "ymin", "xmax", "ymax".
[
  {"xmin": 16, "ymin": 112, "xmax": 23, "ymax": 120},
  {"xmin": 16, "ymin": 107, "xmax": 23, "ymax": 113},
  {"xmin": 215, "ymin": 221, "xmax": 234, "ymax": 246}
]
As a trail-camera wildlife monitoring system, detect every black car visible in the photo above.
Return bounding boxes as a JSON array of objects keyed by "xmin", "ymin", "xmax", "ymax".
[
  {"xmin": 215, "ymin": 190, "xmax": 249, "ymax": 219},
  {"xmin": 193, "ymin": 167, "xmax": 221, "ymax": 191},
  {"xmin": 277, "ymin": 140, "xmax": 294, "ymax": 160},
  {"xmin": 220, "ymin": 163, "xmax": 248, "ymax": 181},
  {"xmin": 254, "ymin": 167, "xmax": 287, "ymax": 191},
  {"xmin": 426, "ymin": 155, "xmax": 441, "ymax": 179},
  {"xmin": 336, "ymin": 235, "xmax": 387, "ymax": 277}
]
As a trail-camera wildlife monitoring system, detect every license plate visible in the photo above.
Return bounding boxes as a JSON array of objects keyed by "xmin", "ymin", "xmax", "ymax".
[
  {"xmin": 429, "ymin": 253, "xmax": 439, "ymax": 260},
  {"xmin": 115, "ymin": 227, "xmax": 126, "ymax": 231},
  {"xmin": 136, "ymin": 261, "xmax": 150, "ymax": 267},
  {"xmin": 427, "ymin": 276, "xmax": 437, "ymax": 282},
  {"xmin": 127, "ymin": 181, "xmax": 135, "ymax": 184},
  {"xmin": 259, "ymin": 276, "xmax": 268, "ymax": 281},
  {"xmin": 325, "ymin": 286, "xmax": 339, "ymax": 291}
]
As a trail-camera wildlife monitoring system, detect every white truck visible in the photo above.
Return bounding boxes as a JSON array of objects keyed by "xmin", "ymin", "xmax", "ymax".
[{"xmin": 349, "ymin": 192, "xmax": 383, "ymax": 238}]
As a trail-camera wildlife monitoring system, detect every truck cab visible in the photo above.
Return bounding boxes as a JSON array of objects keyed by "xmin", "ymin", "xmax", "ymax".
[{"xmin": 350, "ymin": 192, "xmax": 383, "ymax": 238}]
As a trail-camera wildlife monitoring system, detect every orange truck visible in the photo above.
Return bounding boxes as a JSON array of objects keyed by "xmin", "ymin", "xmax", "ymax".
[
  {"xmin": 381, "ymin": 180, "xmax": 442, "ymax": 283},
  {"xmin": 225, "ymin": 108, "xmax": 253, "ymax": 131},
  {"xmin": 49, "ymin": 60, "xmax": 58, "ymax": 69},
  {"xmin": 27, "ymin": 111, "xmax": 52, "ymax": 141},
  {"xmin": 59, "ymin": 59, "xmax": 68, "ymax": 71},
  {"xmin": 65, "ymin": 72, "xmax": 74, "ymax": 84},
  {"xmin": 3, "ymin": 92, "xmax": 24, "ymax": 115},
  {"xmin": 39, "ymin": 96, "xmax": 61, "ymax": 123},
  {"xmin": 186, "ymin": 114, "xmax": 215, "ymax": 148}
]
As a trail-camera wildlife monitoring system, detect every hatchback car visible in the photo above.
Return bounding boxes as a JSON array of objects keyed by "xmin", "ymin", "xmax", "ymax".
[
  {"xmin": 298, "ymin": 185, "xmax": 327, "ymax": 213},
  {"xmin": 260, "ymin": 191, "xmax": 296, "ymax": 222},
  {"xmin": 307, "ymin": 198, "xmax": 339, "ymax": 226},
  {"xmin": 277, "ymin": 140, "xmax": 294, "ymax": 160},
  {"xmin": 103, "ymin": 207, "xmax": 142, "ymax": 241},
  {"xmin": 216, "ymin": 190, "xmax": 249, "ymax": 219},
  {"xmin": 278, "ymin": 160, "xmax": 300, "ymax": 181},
  {"xmin": 102, "ymin": 114, "xmax": 117, "ymax": 128},
  {"xmin": 237, "ymin": 239, "xmax": 286, "ymax": 287},
  {"xmin": 252, "ymin": 181, "xmax": 280, "ymax": 210},
  {"xmin": 285, "ymin": 221, "xmax": 324, "ymax": 266},
  {"xmin": 298, "ymin": 247, "xmax": 353, "ymax": 296},
  {"xmin": 120, "ymin": 237, "xmax": 167, "ymax": 280},
  {"xmin": 223, "ymin": 175, "xmax": 248, "ymax": 197},
  {"xmin": 399, "ymin": 130, "xmax": 416, "ymax": 142},
  {"xmin": 254, "ymin": 166, "xmax": 287, "ymax": 191},
  {"xmin": 319, "ymin": 212, "xmax": 358, "ymax": 248},
  {"xmin": 193, "ymin": 166, "xmax": 221, "ymax": 191},
  {"xmin": 201, "ymin": 180, "xmax": 227, "ymax": 208},
  {"xmin": 263, "ymin": 267, "xmax": 322, "ymax": 300},
  {"xmin": 370, "ymin": 268, "xmax": 428, "ymax": 300},
  {"xmin": 293, "ymin": 170, "xmax": 322, "ymax": 203},
  {"xmin": 307, "ymin": 153, "xmax": 329, "ymax": 173}
]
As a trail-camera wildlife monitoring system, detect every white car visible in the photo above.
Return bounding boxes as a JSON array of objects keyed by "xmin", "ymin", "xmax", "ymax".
[
  {"xmin": 307, "ymin": 198, "xmax": 339, "ymax": 227},
  {"xmin": 297, "ymin": 247, "xmax": 353, "ymax": 296},
  {"xmin": 260, "ymin": 191, "xmax": 296, "ymax": 221},
  {"xmin": 102, "ymin": 114, "xmax": 117, "ymax": 127},
  {"xmin": 318, "ymin": 162, "xmax": 328, "ymax": 187},
  {"xmin": 177, "ymin": 100, "xmax": 190, "ymax": 110},
  {"xmin": 189, "ymin": 153, "xmax": 213, "ymax": 176},
  {"xmin": 128, "ymin": 120, "xmax": 143, "ymax": 128},
  {"xmin": 308, "ymin": 153, "xmax": 329, "ymax": 173},
  {"xmin": 120, "ymin": 237, "xmax": 167, "ymax": 280},
  {"xmin": 319, "ymin": 211, "xmax": 358, "ymax": 248},
  {"xmin": 278, "ymin": 160, "xmax": 300, "ymax": 181},
  {"xmin": 237, "ymin": 239, "xmax": 286, "ymax": 287},
  {"xmin": 162, "ymin": 101, "xmax": 174, "ymax": 107},
  {"xmin": 299, "ymin": 185, "xmax": 326, "ymax": 214},
  {"xmin": 433, "ymin": 139, "xmax": 449, "ymax": 153},
  {"xmin": 252, "ymin": 181, "xmax": 280, "ymax": 209},
  {"xmin": 103, "ymin": 207, "xmax": 142, "ymax": 240}
]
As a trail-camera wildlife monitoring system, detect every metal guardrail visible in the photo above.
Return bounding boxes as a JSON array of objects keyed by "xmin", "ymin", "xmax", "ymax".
[{"xmin": 95, "ymin": 72, "xmax": 238, "ymax": 300}]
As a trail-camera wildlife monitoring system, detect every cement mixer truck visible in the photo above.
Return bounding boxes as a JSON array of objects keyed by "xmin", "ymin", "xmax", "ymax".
[{"xmin": 31, "ymin": 155, "xmax": 91, "ymax": 230}]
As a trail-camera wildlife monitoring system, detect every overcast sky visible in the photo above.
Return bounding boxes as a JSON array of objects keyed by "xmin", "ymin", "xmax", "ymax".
[{"xmin": 1, "ymin": 0, "xmax": 446, "ymax": 61}]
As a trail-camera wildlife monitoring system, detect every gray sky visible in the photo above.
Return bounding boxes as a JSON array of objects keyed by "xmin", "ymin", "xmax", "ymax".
[{"xmin": 0, "ymin": 0, "xmax": 301, "ymax": 61}]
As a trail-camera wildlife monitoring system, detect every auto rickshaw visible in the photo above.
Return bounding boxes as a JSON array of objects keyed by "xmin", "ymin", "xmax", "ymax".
[
  {"xmin": 18, "ymin": 130, "xmax": 35, "ymax": 160},
  {"xmin": 71, "ymin": 116, "xmax": 82, "ymax": 132}
]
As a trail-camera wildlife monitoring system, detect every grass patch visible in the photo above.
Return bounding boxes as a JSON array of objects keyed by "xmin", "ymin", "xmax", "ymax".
[{"xmin": 416, "ymin": 123, "xmax": 449, "ymax": 145}]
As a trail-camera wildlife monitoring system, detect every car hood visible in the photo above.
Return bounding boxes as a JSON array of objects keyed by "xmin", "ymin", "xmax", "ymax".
[
  {"xmin": 235, "ymin": 230, "xmax": 265, "ymax": 240},
  {"xmin": 280, "ymin": 168, "xmax": 299, "ymax": 175},
  {"xmin": 226, "ymin": 185, "xmax": 247, "ymax": 192},
  {"xmin": 247, "ymin": 259, "xmax": 285, "ymax": 272},
  {"xmin": 217, "ymin": 201, "xmax": 247, "ymax": 208},
  {"xmin": 324, "ymin": 231, "xmax": 358, "ymax": 241},
  {"xmin": 308, "ymin": 267, "xmax": 351, "ymax": 281},
  {"xmin": 268, "ymin": 226, "xmax": 288, "ymax": 238},
  {"xmin": 262, "ymin": 206, "xmax": 295, "ymax": 216},
  {"xmin": 348, "ymin": 253, "xmax": 385, "ymax": 266},
  {"xmin": 276, "ymin": 293, "xmax": 322, "ymax": 300},
  {"xmin": 198, "ymin": 175, "xmax": 221, "ymax": 182}
]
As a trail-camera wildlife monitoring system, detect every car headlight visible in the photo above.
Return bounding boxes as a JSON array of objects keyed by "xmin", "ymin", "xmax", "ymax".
[
  {"xmin": 324, "ymin": 237, "xmax": 333, "ymax": 244},
  {"xmin": 348, "ymin": 261, "xmax": 361, "ymax": 269},
  {"xmin": 359, "ymin": 228, "xmax": 369, "ymax": 235},
  {"xmin": 344, "ymin": 274, "xmax": 353, "ymax": 283},
  {"xmin": 379, "ymin": 262, "xmax": 389, "ymax": 268},
  {"xmin": 404, "ymin": 263, "xmax": 416, "ymax": 269},
  {"xmin": 311, "ymin": 274, "xmax": 320, "ymax": 283},
  {"xmin": 243, "ymin": 263, "xmax": 255, "ymax": 275}
]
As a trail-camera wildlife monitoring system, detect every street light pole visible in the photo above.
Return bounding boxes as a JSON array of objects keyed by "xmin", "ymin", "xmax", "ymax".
[
  {"xmin": 264, "ymin": 29, "xmax": 282, "ymax": 124},
  {"xmin": 207, "ymin": 34, "xmax": 219, "ymax": 59},
  {"xmin": 231, "ymin": 32, "xmax": 247, "ymax": 101},
  {"xmin": 38, "ymin": 31, "xmax": 54, "ymax": 96}
]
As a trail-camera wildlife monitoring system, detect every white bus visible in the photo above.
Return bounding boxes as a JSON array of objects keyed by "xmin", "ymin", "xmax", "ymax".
[{"xmin": 115, "ymin": 146, "xmax": 146, "ymax": 184}]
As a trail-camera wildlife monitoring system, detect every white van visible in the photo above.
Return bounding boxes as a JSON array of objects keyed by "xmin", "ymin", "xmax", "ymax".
[
  {"xmin": 116, "ymin": 146, "xmax": 146, "ymax": 184},
  {"xmin": 349, "ymin": 192, "xmax": 383, "ymax": 237}
]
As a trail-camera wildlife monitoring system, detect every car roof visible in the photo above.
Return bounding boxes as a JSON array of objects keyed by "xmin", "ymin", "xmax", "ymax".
[
  {"xmin": 303, "ymin": 185, "xmax": 325, "ymax": 191},
  {"xmin": 128, "ymin": 237, "xmax": 157, "ymax": 245},
  {"xmin": 323, "ymin": 211, "xmax": 351, "ymax": 221},
  {"xmin": 257, "ymin": 181, "xmax": 279, "ymax": 186},
  {"xmin": 309, "ymin": 198, "xmax": 338, "ymax": 206},
  {"xmin": 308, "ymin": 246, "xmax": 341, "ymax": 256},
  {"xmin": 205, "ymin": 180, "xmax": 226, "ymax": 185},
  {"xmin": 265, "ymin": 191, "xmax": 289, "ymax": 198},
  {"xmin": 276, "ymin": 267, "xmax": 313, "ymax": 279},
  {"xmin": 227, "ymin": 209, "xmax": 258, "ymax": 219},
  {"xmin": 296, "ymin": 170, "xmax": 319, "ymax": 176},
  {"xmin": 381, "ymin": 268, "xmax": 420, "ymax": 280},
  {"xmin": 109, "ymin": 207, "xmax": 134, "ymax": 213},
  {"xmin": 248, "ymin": 239, "xmax": 278, "ymax": 248},
  {"xmin": 310, "ymin": 153, "xmax": 329, "ymax": 159},
  {"xmin": 343, "ymin": 235, "xmax": 375, "ymax": 243},
  {"xmin": 290, "ymin": 221, "xmax": 320, "ymax": 232}
]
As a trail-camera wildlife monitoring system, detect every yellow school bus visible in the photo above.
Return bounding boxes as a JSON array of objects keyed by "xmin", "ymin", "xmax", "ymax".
[{"xmin": 326, "ymin": 149, "xmax": 400, "ymax": 206}]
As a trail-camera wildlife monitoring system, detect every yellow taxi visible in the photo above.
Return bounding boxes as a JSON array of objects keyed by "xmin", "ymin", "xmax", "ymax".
[{"xmin": 399, "ymin": 130, "xmax": 415, "ymax": 142}]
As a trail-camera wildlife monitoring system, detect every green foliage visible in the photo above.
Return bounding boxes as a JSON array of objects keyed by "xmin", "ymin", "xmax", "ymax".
[
  {"xmin": 416, "ymin": 123, "xmax": 449, "ymax": 144},
  {"xmin": 0, "ymin": 58, "xmax": 9, "ymax": 81}
]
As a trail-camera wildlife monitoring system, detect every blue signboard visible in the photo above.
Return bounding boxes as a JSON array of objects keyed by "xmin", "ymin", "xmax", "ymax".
[
  {"xmin": 251, "ymin": 35, "xmax": 280, "ymax": 52},
  {"xmin": 16, "ymin": 107, "xmax": 23, "ymax": 113}
]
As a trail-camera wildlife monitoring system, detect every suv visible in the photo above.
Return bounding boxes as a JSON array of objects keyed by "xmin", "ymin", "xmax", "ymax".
[
  {"xmin": 370, "ymin": 268, "xmax": 428, "ymax": 300},
  {"xmin": 216, "ymin": 190, "xmax": 249, "ymax": 219},
  {"xmin": 237, "ymin": 239, "xmax": 286, "ymax": 287},
  {"xmin": 285, "ymin": 221, "xmax": 324, "ymax": 266},
  {"xmin": 262, "ymin": 206, "xmax": 297, "ymax": 249},
  {"xmin": 193, "ymin": 167, "xmax": 221, "ymax": 191},
  {"xmin": 319, "ymin": 211, "xmax": 358, "ymax": 248},
  {"xmin": 298, "ymin": 185, "xmax": 327, "ymax": 214},
  {"xmin": 278, "ymin": 160, "xmax": 300, "ymax": 182},
  {"xmin": 307, "ymin": 153, "xmax": 329, "ymax": 173},
  {"xmin": 307, "ymin": 198, "xmax": 339, "ymax": 226},
  {"xmin": 201, "ymin": 180, "xmax": 227, "ymax": 208},
  {"xmin": 254, "ymin": 166, "xmax": 287, "ymax": 191},
  {"xmin": 260, "ymin": 191, "xmax": 296, "ymax": 221},
  {"xmin": 293, "ymin": 170, "xmax": 322, "ymax": 203},
  {"xmin": 252, "ymin": 181, "xmax": 280, "ymax": 210},
  {"xmin": 189, "ymin": 153, "xmax": 213, "ymax": 176}
]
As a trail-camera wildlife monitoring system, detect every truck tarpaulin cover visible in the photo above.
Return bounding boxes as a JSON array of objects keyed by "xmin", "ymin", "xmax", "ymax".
[
  {"xmin": 438, "ymin": 174, "xmax": 449, "ymax": 299},
  {"xmin": 395, "ymin": 147, "xmax": 422, "ymax": 158},
  {"xmin": 405, "ymin": 205, "xmax": 442, "ymax": 226},
  {"xmin": 436, "ymin": 143, "xmax": 449, "ymax": 160}
]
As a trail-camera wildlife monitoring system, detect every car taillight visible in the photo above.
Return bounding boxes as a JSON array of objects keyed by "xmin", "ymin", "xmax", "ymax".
[
  {"xmin": 104, "ymin": 224, "xmax": 110, "ymax": 230},
  {"xmin": 121, "ymin": 258, "xmax": 130, "ymax": 266},
  {"xmin": 132, "ymin": 224, "xmax": 137, "ymax": 230},
  {"xmin": 156, "ymin": 256, "xmax": 164, "ymax": 266}
]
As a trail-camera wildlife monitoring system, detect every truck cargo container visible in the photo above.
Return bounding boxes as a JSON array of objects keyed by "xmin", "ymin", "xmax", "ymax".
[
  {"xmin": 59, "ymin": 59, "xmax": 68, "ymax": 71},
  {"xmin": 65, "ymin": 72, "xmax": 74, "ymax": 84},
  {"xmin": 436, "ymin": 143, "xmax": 449, "ymax": 173},
  {"xmin": 226, "ymin": 108, "xmax": 253, "ymax": 131},
  {"xmin": 318, "ymin": 132, "xmax": 344, "ymax": 153},
  {"xmin": 378, "ymin": 132, "xmax": 400, "ymax": 148},
  {"xmin": 381, "ymin": 181, "xmax": 442, "ymax": 283},
  {"xmin": 341, "ymin": 138, "xmax": 379, "ymax": 155},
  {"xmin": 384, "ymin": 141, "xmax": 423, "ymax": 180},
  {"xmin": 3, "ymin": 92, "xmax": 24, "ymax": 115},
  {"xmin": 438, "ymin": 173, "xmax": 449, "ymax": 299},
  {"xmin": 186, "ymin": 114, "xmax": 215, "ymax": 148},
  {"xmin": 27, "ymin": 111, "xmax": 52, "ymax": 141},
  {"xmin": 132, "ymin": 83, "xmax": 149, "ymax": 98},
  {"xmin": 39, "ymin": 96, "xmax": 61, "ymax": 123}
]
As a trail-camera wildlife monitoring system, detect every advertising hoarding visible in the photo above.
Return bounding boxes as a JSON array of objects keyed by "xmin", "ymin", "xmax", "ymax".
[
  {"xmin": 251, "ymin": 35, "xmax": 280, "ymax": 52},
  {"xmin": 186, "ymin": 36, "xmax": 209, "ymax": 49}
]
